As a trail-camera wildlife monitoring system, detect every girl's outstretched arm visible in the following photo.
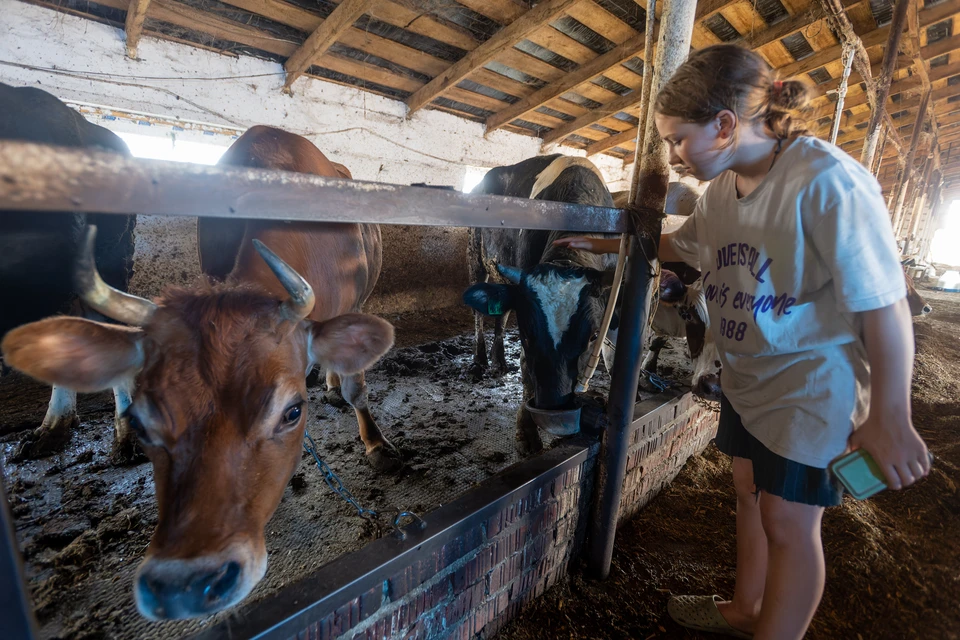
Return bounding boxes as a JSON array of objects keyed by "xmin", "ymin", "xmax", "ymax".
[
  {"xmin": 552, "ymin": 233, "xmax": 686, "ymax": 262},
  {"xmin": 849, "ymin": 298, "xmax": 931, "ymax": 489}
]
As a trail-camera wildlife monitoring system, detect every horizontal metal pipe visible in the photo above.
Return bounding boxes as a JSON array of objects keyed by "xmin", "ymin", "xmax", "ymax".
[{"xmin": 0, "ymin": 142, "xmax": 629, "ymax": 233}]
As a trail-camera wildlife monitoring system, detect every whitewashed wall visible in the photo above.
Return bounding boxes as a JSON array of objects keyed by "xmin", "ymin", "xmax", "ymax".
[{"xmin": 1, "ymin": 0, "xmax": 698, "ymax": 314}]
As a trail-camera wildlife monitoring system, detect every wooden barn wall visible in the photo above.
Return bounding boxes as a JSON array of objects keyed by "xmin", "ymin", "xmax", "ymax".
[{"xmin": 0, "ymin": 0, "xmax": 636, "ymax": 314}]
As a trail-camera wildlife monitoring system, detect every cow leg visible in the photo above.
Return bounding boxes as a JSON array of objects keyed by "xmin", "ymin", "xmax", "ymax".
[
  {"xmin": 110, "ymin": 380, "xmax": 146, "ymax": 465},
  {"xmin": 324, "ymin": 371, "xmax": 349, "ymax": 408},
  {"xmin": 601, "ymin": 327, "xmax": 618, "ymax": 373},
  {"xmin": 641, "ymin": 336, "xmax": 669, "ymax": 372},
  {"xmin": 341, "ymin": 372, "xmax": 402, "ymax": 473},
  {"xmin": 490, "ymin": 310, "xmax": 512, "ymax": 377},
  {"xmin": 515, "ymin": 350, "xmax": 543, "ymax": 456},
  {"xmin": 12, "ymin": 385, "xmax": 78, "ymax": 460},
  {"xmin": 469, "ymin": 311, "xmax": 488, "ymax": 380}
]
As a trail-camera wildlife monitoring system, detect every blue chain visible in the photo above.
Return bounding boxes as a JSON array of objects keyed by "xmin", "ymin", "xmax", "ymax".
[
  {"xmin": 640, "ymin": 369, "xmax": 673, "ymax": 392},
  {"xmin": 302, "ymin": 431, "xmax": 424, "ymax": 537}
]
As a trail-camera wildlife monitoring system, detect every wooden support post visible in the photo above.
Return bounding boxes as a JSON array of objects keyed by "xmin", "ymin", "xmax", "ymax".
[
  {"xmin": 283, "ymin": 0, "xmax": 376, "ymax": 92},
  {"xmin": 628, "ymin": 0, "xmax": 659, "ymax": 200},
  {"xmin": 861, "ymin": 0, "xmax": 911, "ymax": 168},
  {"xmin": 892, "ymin": 87, "xmax": 932, "ymax": 232},
  {"xmin": 587, "ymin": 0, "xmax": 698, "ymax": 582},
  {"xmin": 124, "ymin": 0, "xmax": 153, "ymax": 59}
]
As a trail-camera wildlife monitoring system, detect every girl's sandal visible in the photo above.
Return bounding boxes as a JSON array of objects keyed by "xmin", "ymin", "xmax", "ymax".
[{"xmin": 667, "ymin": 595, "xmax": 754, "ymax": 639}]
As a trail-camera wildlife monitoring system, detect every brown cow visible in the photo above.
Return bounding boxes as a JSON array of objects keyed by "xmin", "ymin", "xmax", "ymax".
[
  {"xmin": 903, "ymin": 269, "xmax": 933, "ymax": 316},
  {"xmin": 1, "ymin": 126, "xmax": 397, "ymax": 620}
]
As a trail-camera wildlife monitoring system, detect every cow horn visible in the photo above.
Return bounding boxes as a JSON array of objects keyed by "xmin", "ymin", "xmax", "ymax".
[
  {"xmin": 75, "ymin": 225, "xmax": 157, "ymax": 326},
  {"xmin": 253, "ymin": 239, "xmax": 315, "ymax": 323},
  {"xmin": 496, "ymin": 264, "xmax": 523, "ymax": 285}
]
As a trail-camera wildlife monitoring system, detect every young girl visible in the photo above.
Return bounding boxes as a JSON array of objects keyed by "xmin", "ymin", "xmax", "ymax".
[{"xmin": 556, "ymin": 44, "xmax": 931, "ymax": 640}]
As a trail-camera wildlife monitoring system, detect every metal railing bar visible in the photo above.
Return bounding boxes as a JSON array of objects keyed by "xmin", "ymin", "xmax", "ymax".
[{"xmin": 0, "ymin": 142, "xmax": 630, "ymax": 233}]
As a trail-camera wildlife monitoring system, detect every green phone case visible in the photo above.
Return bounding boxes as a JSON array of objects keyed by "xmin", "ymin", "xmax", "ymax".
[{"xmin": 829, "ymin": 450, "xmax": 888, "ymax": 500}]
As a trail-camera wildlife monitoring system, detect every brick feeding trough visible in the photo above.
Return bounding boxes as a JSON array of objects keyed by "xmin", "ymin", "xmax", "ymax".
[{"xmin": 189, "ymin": 392, "xmax": 717, "ymax": 640}]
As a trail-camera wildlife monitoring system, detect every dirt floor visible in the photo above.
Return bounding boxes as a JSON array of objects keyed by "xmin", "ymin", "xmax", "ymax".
[
  {"xmin": 500, "ymin": 286, "xmax": 960, "ymax": 640},
  {"xmin": 0, "ymin": 306, "xmax": 692, "ymax": 640}
]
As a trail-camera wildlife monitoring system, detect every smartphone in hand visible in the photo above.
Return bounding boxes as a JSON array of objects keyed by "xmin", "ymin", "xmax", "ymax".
[{"xmin": 829, "ymin": 449, "xmax": 934, "ymax": 500}]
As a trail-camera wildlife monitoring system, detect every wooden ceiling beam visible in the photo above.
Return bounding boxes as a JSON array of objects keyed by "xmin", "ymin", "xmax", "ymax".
[
  {"xmin": 124, "ymin": 0, "xmax": 152, "ymax": 59},
  {"xmin": 485, "ymin": 30, "xmax": 651, "ymax": 133},
  {"xmin": 283, "ymin": 0, "xmax": 376, "ymax": 92},
  {"xmin": 405, "ymin": 0, "xmax": 580, "ymax": 115}
]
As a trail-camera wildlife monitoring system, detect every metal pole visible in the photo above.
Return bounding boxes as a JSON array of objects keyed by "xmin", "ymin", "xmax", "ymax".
[
  {"xmin": 587, "ymin": 0, "xmax": 698, "ymax": 581},
  {"xmin": 0, "ymin": 471, "xmax": 39, "ymax": 640},
  {"xmin": 860, "ymin": 0, "xmax": 911, "ymax": 169},
  {"xmin": 829, "ymin": 43, "xmax": 856, "ymax": 146}
]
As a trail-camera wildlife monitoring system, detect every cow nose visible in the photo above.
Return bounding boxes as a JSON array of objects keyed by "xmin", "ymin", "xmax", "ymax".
[
  {"xmin": 694, "ymin": 374, "xmax": 722, "ymax": 401},
  {"xmin": 136, "ymin": 559, "xmax": 242, "ymax": 620}
]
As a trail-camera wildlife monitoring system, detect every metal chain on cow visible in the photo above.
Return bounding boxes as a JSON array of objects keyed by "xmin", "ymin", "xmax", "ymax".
[
  {"xmin": 639, "ymin": 369, "xmax": 673, "ymax": 392},
  {"xmin": 302, "ymin": 431, "xmax": 424, "ymax": 539}
]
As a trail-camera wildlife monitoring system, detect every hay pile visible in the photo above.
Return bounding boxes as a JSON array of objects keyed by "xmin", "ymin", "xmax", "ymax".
[{"xmin": 502, "ymin": 288, "xmax": 960, "ymax": 640}]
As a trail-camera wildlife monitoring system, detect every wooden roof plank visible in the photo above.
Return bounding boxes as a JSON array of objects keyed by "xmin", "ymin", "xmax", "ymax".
[
  {"xmin": 485, "ymin": 30, "xmax": 649, "ymax": 132},
  {"xmin": 566, "ymin": 1, "xmax": 640, "ymax": 44},
  {"xmin": 283, "ymin": 0, "xmax": 378, "ymax": 91},
  {"xmin": 405, "ymin": 0, "xmax": 580, "ymax": 115}
]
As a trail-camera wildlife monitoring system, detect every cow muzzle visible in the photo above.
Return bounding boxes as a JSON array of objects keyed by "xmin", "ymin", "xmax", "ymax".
[
  {"xmin": 693, "ymin": 373, "xmax": 722, "ymax": 402},
  {"xmin": 524, "ymin": 400, "xmax": 581, "ymax": 436},
  {"xmin": 134, "ymin": 542, "xmax": 266, "ymax": 620}
]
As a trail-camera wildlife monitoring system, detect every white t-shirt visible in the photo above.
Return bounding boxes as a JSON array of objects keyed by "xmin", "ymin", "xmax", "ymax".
[{"xmin": 671, "ymin": 136, "xmax": 906, "ymax": 468}]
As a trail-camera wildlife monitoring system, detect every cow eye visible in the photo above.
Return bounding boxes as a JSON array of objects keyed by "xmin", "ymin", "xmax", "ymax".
[{"xmin": 281, "ymin": 402, "xmax": 304, "ymax": 428}]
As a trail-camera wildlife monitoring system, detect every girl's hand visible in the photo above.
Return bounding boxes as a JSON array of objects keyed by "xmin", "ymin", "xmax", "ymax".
[
  {"xmin": 854, "ymin": 299, "xmax": 931, "ymax": 490},
  {"xmin": 551, "ymin": 236, "xmax": 619, "ymax": 255},
  {"xmin": 847, "ymin": 413, "xmax": 930, "ymax": 489}
]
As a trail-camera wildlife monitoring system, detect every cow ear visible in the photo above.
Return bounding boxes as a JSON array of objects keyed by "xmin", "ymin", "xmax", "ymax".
[
  {"xmin": 1, "ymin": 317, "xmax": 143, "ymax": 392},
  {"xmin": 463, "ymin": 283, "xmax": 513, "ymax": 317},
  {"xmin": 310, "ymin": 313, "xmax": 394, "ymax": 375}
]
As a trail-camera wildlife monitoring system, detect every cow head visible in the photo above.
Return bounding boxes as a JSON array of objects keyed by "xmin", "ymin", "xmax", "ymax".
[
  {"xmin": 658, "ymin": 271, "xmax": 722, "ymax": 401},
  {"xmin": 463, "ymin": 262, "xmax": 606, "ymax": 411},
  {"xmin": 1, "ymin": 228, "xmax": 393, "ymax": 620},
  {"xmin": 903, "ymin": 272, "xmax": 932, "ymax": 316}
]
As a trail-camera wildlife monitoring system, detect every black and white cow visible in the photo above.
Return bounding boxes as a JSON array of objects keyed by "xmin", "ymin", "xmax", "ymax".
[
  {"xmin": 641, "ymin": 269, "xmax": 721, "ymax": 400},
  {"xmin": 0, "ymin": 82, "xmax": 138, "ymax": 461},
  {"xmin": 463, "ymin": 155, "xmax": 618, "ymax": 455}
]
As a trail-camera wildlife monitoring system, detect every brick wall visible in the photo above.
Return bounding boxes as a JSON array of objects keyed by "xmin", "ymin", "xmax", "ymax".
[
  {"xmin": 619, "ymin": 393, "xmax": 719, "ymax": 521},
  {"xmin": 340, "ymin": 455, "xmax": 595, "ymax": 640},
  {"xmin": 191, "ymin": 393, "xmax": 718, "ymax": 640}
]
